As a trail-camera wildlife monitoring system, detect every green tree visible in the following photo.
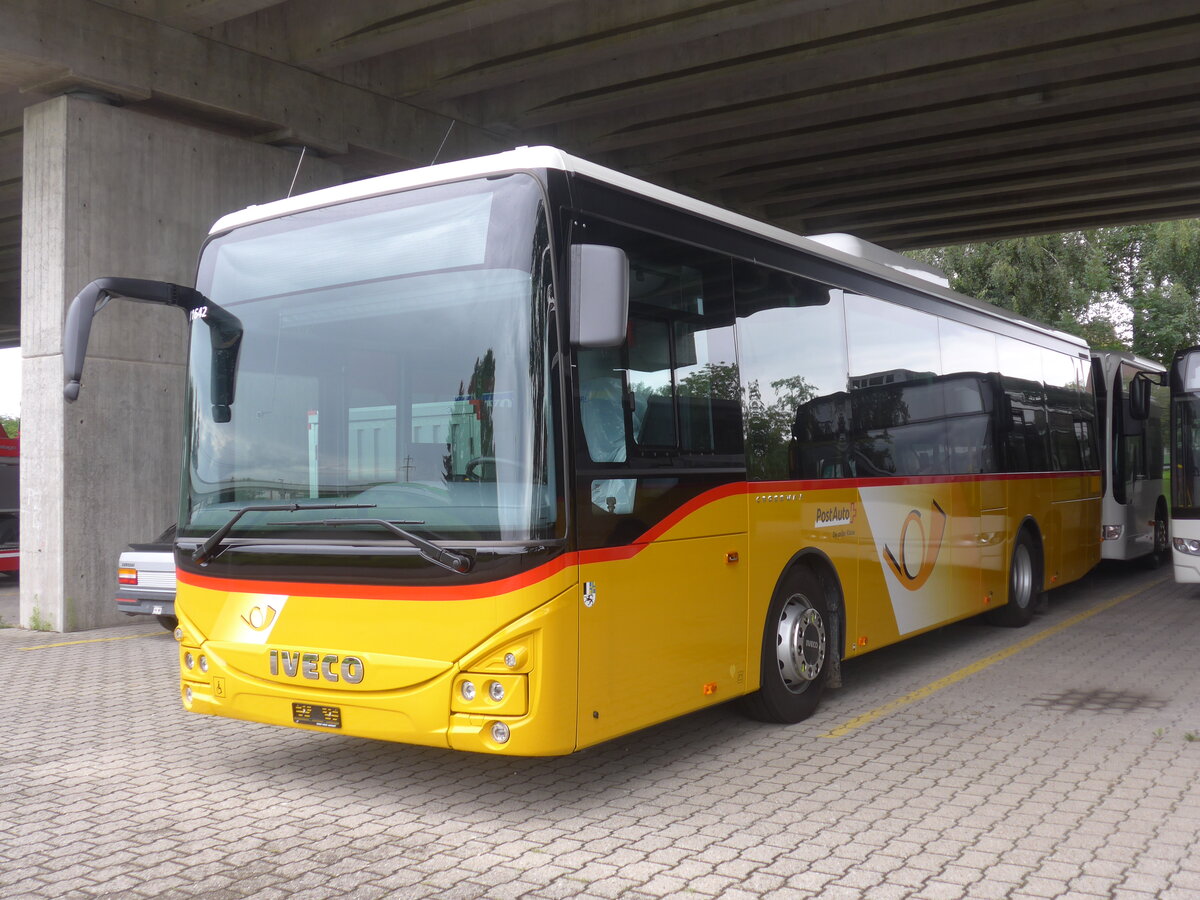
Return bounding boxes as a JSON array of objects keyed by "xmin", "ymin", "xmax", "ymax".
[
  {"xmin": 0, "ymin": 416, "xmax": 17, "ymax": 438},
  {"xmin": 912, "ymin": 220, "xmax": 1200, "ymax": 364}
]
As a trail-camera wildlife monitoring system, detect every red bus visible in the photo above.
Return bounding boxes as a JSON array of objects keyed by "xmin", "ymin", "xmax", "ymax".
[{"xmin": 0, "ymin": 430, "xmax": 17, "ymax": 575}]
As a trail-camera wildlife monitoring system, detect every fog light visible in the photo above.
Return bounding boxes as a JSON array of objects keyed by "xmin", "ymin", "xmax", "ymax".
[
  {"xmin": 198, "ymin": 655, "xmax": 208, "ymax": 674},
  {"xmin": 1102, "ymin": 525, "xmax": 1122, "ymax": 540},
  {"xmin": 460, "ymin": 680, "xmax": 476, "ymax": 702},
  {"xmin": 488, "ymin": 681, "xmax": 505, "ymax": 702},
  {"xmin": 184, "ymin": 685, "xmax": 193, "ymax": 705},
  {"xmin": 173, "ymin": 627, "xmax": 183, "ymax": 642},
  {"xmin": 184, "ymin": 652, "xmax": 194, "ymax": 670},
  {"xmin": 1174, "ymin": 538, "xmax": 1200, "ymax": 555},
  {"xmin": 504, "ymin": 652, "xmax": 517, "ymax": 669},
  {"xmin": 490, "ymin": 721, "xmax": 510, "ymax": 744}
]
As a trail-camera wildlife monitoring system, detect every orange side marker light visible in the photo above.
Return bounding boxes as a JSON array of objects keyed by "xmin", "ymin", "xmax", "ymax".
[{"xmin": 702, "ymin": 682, "xmax": 717, "ymax": 696}]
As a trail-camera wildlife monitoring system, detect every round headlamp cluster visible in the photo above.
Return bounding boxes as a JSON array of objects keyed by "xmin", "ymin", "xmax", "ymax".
[{"xmin": 1174, "ymin": 538, "xmax": 1200, "ymax": 556}]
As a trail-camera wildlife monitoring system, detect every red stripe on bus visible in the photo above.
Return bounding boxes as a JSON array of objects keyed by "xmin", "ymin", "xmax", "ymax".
[
  {"xmin": 174, "ymin": 470, "xmax": 1099, "ymax": 601},
  {"xmin": 176, "ymin": 552, "xmax": 580, "ymax": 602}
]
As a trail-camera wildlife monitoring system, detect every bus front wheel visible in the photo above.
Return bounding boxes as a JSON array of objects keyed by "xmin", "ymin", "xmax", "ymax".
[{"xmin": 739, "ymin": 566, "xmax": 831, "ymax": 724}]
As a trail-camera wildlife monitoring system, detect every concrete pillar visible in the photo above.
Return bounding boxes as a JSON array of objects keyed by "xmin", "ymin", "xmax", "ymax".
[{"xmin": 20, "ymin": 96, "xmax": 343, "ymax": 631}]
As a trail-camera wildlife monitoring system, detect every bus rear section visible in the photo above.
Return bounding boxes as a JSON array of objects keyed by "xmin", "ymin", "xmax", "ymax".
[
  {"xmin": 1170, "ymin": 347, "xmax": 1200, "ymax": 581},
  {"xmin": 1093, "ymin": 352, "xmax": 1169, "ymax": 565}
]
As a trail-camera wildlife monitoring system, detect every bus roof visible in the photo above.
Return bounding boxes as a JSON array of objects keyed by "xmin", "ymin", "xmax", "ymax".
[
  {"xmin": 210, "ymin": 146, "xmax": 1087, "ymax": 351},
  {"xmin": 1092, "ymin": 350, "xmax": 1166, "ymax": 373}
]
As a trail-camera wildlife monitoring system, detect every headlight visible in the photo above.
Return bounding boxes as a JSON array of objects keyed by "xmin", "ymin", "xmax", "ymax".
[
  {"xmin": 198, "ymin": 655, "xmax": 208, "ymax": 674},
  {"xmin": 184, "ymin": 652, "xmax": 194, "ymax": 670},
  {"xmin": 488, "ymin": 681, "xmax": 505, "ymax": 702},
  {"xmin": 490, "ymin": 722, "xmax": 510, "ymax": 744},
  {"xmin": 460, "ymin": 680, "xmax": 476, "ymax": 702},
  {"xmin": 1174, "ymin": 538, "xmax": 1200, "ymax": 555}
]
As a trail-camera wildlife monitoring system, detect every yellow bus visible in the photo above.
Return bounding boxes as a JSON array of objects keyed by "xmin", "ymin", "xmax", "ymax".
[{"xmin": 64, "ymin": 147, "xmax": 1101, "ymax": 755}]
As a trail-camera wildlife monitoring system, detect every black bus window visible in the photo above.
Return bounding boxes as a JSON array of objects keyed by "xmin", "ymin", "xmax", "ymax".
[{"xmin": 734, "ymin": 261, "xmax": 844, "ymax": 480}]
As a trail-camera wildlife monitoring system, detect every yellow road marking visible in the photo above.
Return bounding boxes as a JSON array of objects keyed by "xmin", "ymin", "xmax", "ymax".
[
  {"xmin": 18, "ymin": 631, "xmax": 168, "ymax": 650},
  {"xmin": 821, "ymin": 578, "xmax": 1167, "ymax": 739}
]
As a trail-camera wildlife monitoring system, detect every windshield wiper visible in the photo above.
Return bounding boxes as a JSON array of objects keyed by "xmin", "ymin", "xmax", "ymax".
[
  {"xmin": 286, "ymin": 518, "xmax": 473, "ymax": 575},
  {"xmin": 192, "ymin": 502, "xmax": 376, "ymax": 565}
]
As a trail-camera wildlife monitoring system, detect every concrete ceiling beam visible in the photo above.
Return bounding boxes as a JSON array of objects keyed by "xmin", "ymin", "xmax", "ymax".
[
  {"xmin": 217, "ymin": 0, "xmax": 568, "ymax": 71},
  {"xmin": 588, "ymin": 36, "xmax": 1200, "ymax": 159},
  {"xmin": 154, "ymin": 0, "xmax": 288, "ymax": 32},
  {"xmin": 740, "ymin": 127, "xmax": 1200, "ymax": 209},
  {"xmin": 770, "ymin": 164, "xmax": 1200, "ymax": 232},
  {"xmin": 390, "ymin": 0, "xmax": 820, "ymax": 104},
  {"xmin": 465, "ymin": 0, "xmax": 1199, "ymax": 129},
  {"xmin": 860, "ymin": 200, "xmax": 1200, "ymax": 249},
  {"xmin": 794, "ymin": 174, "xmax": 1200, "ymax": 245},
  {"xmin": 673, "ymin": 86, "xmax": 1200, "ymax": 191},
  {"xmin": 0, "ymin": 0, "xmax": 506, "ymax": 169}
]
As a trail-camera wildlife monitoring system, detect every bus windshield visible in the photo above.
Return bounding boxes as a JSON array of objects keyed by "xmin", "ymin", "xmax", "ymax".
[{"xmin": 181, "ymin": 174, "xmax": 558, "ymax": 545}]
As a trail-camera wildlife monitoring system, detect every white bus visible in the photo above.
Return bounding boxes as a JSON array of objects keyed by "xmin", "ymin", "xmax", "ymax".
[
  {"xmin": 1170, "ymin": 346, "xmax": 1200, "ymax": 581},
  {"xmin": 1093, "ymin": 351, "xmax": 1168, "ymax": 566}
]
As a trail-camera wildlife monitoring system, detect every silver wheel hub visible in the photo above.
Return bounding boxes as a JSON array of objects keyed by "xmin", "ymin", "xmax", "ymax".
[
  {"xmin": 1012, "ymin": 542, "xmax": 1033, "ymax": 609},
  {"xmin": 776, "ymin": 594, "xmax": 825, "ymax": 693}
]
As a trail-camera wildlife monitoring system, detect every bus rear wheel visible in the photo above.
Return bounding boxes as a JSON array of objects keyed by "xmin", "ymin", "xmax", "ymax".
[
  {"xmin": 739, "ymin": 567, "xmax": 831, "ymax": 724},
  {"xmin": 1141, "ymin": 507, "xmax": 1169, "ymax": 569},
  {"xmin": 988, "ymin": 531, "xmax": 1040, "ymax": 628}
]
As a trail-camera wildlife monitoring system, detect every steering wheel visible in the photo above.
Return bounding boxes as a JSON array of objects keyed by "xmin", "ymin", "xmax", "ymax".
[{"xmin": 464, "ymin": 457, "xmax": 518, "ymax": 482}]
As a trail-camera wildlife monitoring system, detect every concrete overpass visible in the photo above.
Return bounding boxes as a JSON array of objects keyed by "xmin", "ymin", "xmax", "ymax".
[{"xmin": 1, "ymin": 0, "xmax": 1198, "ymax": 628}]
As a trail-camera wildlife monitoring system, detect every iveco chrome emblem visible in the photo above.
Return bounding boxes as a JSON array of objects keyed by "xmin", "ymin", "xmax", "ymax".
[{"xmin": 269, "ymin": 650, "xmax": 365, "ymax": 684}]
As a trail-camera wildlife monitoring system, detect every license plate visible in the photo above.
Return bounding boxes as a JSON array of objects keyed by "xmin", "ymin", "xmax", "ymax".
[{"xmin": 293, "ymin": 702, "xmax": 342, "ymax": 729}]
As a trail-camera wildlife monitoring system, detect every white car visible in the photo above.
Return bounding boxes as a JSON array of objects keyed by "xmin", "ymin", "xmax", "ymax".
[{"xmin": 114, "ymin": 525, "xmax": 177, "ymax": 630}]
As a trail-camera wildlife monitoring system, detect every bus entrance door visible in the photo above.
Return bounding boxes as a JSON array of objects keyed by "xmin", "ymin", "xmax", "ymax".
[{"xmin": 575, "ymin": 483, "xmax": 748, "ymax": 749}]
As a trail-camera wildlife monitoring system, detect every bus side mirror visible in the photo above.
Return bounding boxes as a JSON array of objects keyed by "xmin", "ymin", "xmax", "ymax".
[
  {"xmin": 1129, "ymin": 372, "xmax": 1152, "ymax": 421},
  {"xmin": 570, "ymin": 244, "xmax": 628, "ymax": 348},
  {"xmin": 64, "ymin": 277, "xmax": 242, "ymax": 422}
]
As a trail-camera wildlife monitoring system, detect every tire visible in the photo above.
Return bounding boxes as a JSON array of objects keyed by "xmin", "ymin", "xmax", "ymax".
[
  {"xmin": 739, "ymin": 566, "xmax": 832, "ymax": 724},
  {"xmin": 989, "ymin": 530, "xmax": 1040, "ymax": 627},
  {"xmin": 1140, "ymin": 505, "xmax": 1169, "ymax": 569},
  {"xmin": 157, "ymin": 615, "xmax": 179, "ymax": 632}
]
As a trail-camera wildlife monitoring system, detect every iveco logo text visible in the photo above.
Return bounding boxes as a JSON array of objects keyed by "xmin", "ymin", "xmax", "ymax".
[
  {"xmin": 269, "ymin": 650, "xmax": 365, "ymax": 684},
  {"xmin": 815, "ymin": 505, "xmax": 853, "ymax": 528},
  {"xmin": 755, "ymin": 493, "xmax": 800, "ymax": 503}
]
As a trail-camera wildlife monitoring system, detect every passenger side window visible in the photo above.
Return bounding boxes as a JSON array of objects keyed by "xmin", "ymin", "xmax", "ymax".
[
  {"xmin": 845, "ymin": 294, "xmax": 946, "ymax": 477},
  {"xmin": 734, "ymin": 261, "xmax": 845, "ymax": 481}
]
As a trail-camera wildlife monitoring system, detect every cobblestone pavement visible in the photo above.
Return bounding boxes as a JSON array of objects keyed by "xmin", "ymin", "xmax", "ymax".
[{"xmin": 2, "ymin": 563, "xmax": 1198, "ymax": 899}]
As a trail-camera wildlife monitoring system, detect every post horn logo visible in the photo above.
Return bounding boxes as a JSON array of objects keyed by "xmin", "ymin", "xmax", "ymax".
[
  {"xmin": 241, "ymin": 603, "xmax": 278, "ymax": 631},
  {"xmin": 882, "ymin": 499, "xmax": 947, "ymax": 591}
]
